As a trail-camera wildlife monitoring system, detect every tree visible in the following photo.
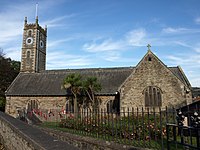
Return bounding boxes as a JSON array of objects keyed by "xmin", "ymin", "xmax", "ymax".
[
  {"xmin": 62, "ymin": 73, "xmax": 82, "ymax": 118},
  {"xmin": 0, "ymin": 48, "xmax": 20, "ymax": 111},
  {"xmin": 82, "ymin": 76, "xmax": 101, "ymax": 111},
  {"xmin": 0, "ymin": 48, "xmax": 5, "ymax": 57}
]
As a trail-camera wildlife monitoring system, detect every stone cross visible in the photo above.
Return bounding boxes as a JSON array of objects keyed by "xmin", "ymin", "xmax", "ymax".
[{"xmin": 147, "ymin": 44, "xmax": 151, "ymax": 50}]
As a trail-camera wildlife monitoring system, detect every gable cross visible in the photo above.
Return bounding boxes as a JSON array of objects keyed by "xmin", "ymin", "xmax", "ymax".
[{"xmin": 147, "ymin": 44, "xmax": 151, "ymax": 51}]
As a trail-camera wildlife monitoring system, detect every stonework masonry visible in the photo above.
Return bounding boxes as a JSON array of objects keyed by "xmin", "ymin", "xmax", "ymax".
[
  {"xmin": 120, "ymin": 52, "xmax": 192, "ymax": 111},
  {"xmin": 5, "ymin": 96, "xmax": 115, "ymax": 118},
  {"xmin": 0, "ymin": 112, "xmax": 142, "ymax": 150},
  {"xmin": 20, "ymin": 17, "xmax": 47, "ymax": 73},
  {"xmin": 0, "ymin": 111, "xmax": 78, "ymax": 150},
  {"xmin": 5, "ymin": 16, "xmax": 193, "ymax": 118},
  {"xmin": 6, "ymin": 96, "xmax": 66, "ymax": 118}
]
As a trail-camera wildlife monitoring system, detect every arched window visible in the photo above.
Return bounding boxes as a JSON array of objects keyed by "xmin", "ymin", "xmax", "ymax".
[
  {"xmin": 28, "ymin": 30, "xmax": 32, "ymax": 36},
  {"xmin": 144, "ymin": 86, "xmax": 162, "ymax": 107}
]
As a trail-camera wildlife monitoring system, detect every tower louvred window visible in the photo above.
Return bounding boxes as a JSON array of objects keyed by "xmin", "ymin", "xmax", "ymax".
[
  {"xmin": 26, "ymin": 51, "xmax": 31, "ymax": 65},
  {"xmin": 28, "ymin": 30, "xmax": 32, "ymax": 36}
]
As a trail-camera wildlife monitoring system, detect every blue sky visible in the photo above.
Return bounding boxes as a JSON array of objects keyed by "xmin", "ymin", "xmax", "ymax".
[{"xmin": 0, "ymin": 0, "xmax": 200, "ymax": 87}]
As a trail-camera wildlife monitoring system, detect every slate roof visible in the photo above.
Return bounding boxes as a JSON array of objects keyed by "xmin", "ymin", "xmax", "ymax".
[
  {"xmin": 6, "ymin": 66, "xmax": 190, "ymax": 96},
  {"xmin": 168, "ymin": 67, "xmax": 191, "ymax": 87},
  {"xmin": 6, "ymin": 67, "xmax": 134, "ymax": 96}
]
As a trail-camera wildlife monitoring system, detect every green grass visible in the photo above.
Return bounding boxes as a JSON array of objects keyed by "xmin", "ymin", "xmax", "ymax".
[
  {"xmin": 39, "ymin": 117, "xmax": 198, "ymax": 150},
  {"xmin": 39, "ymin": 122, "xmax": 167, "ymax": 149}
]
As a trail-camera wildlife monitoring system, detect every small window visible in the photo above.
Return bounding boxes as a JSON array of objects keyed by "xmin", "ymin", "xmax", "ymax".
[{"xmin": 148, "ymin": 57, "xmax": 152, "ymax": 61}]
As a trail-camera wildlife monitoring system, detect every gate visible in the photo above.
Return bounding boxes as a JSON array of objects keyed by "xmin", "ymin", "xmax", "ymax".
[{"xmin": 166, "ymin": 110, "xmax": 200, "ymax": 150}]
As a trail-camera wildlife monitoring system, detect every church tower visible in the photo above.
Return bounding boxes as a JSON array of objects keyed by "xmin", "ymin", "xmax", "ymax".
[{"xmin": 20, "ymin": 16, "xmax": 47, "ymax": 73}]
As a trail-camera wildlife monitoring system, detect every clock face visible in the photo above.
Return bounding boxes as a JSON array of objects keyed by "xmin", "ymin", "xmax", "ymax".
[
  {"xmin": 26, "ymin": 37, "xmax": 33, "ymax": 45},
  {"xmin": 40, "ymin": 40, "xmax": 44, "ymax": 48}
]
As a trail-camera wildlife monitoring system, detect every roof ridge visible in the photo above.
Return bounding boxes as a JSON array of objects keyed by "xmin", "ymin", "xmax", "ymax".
[{"xmin": 40, "ymin": 67, "xmax": 135, "ymax": 74}]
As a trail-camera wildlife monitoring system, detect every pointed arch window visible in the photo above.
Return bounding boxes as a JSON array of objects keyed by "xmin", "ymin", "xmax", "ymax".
[
  {"xmin": 28, "ymin": 30, "xmax": 32, "ymax": 36},
  {"xmin": 144, "ymin": 86, "xmax": 162, "ymax": 107}
]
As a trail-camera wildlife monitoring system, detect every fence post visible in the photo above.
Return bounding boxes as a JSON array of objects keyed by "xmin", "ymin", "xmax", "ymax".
[
  {"xmin": 132, "ymin": 107, "xmax": 135, "ymax": 145},
  {"xmin": 166, "ymin": 124, "xmax": 170, "ymax": 150},
  {"xmin": 147, "ymin": 107, "xmax": 150, "ymax": 146},
  {"xmin": 173, "ymin": 125, "xmax": 176, "ymax": 143},
  {"xmin": 142, "ymin": 107, "xmax": 145, "ymax": 146},
  {"xmin": 128, "ymin": 107, "xmax": 130, "ymax": 144},
  {"xmin": 197, "ymin": 128, "xmax": 199, "ymax": 148},
  {"xmin": 159, "ymin": 107, "xmax": 164, "ymax": 150}
]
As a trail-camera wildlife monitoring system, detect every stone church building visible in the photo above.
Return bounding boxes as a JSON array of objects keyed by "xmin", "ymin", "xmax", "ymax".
[{"xmin": 5, "ymin": 17, "xmax": 192, "ymax": 117}]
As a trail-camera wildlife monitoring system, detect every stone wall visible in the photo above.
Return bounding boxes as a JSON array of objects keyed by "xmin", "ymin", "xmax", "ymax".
[
  {"xmin": 5, "ymin": 96, "xmax": 66, "ymax": 118},
  {"xmin": 0, "ymin": 111, "xmax": 144, "ymax": 150},
  {"xmin": 120, "ymin": 52, "xmax": 192, "ymax": 111},
  {"xmin": 5, "ymin": 95, "xmax": 115, "ymax": 118},
  {"xmin": 0, "ymin": 111, "xmax": 78, "ymax": 150}
]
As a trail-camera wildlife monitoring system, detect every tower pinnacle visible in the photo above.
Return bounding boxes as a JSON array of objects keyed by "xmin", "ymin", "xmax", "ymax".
[{"xmin": 24, "ymin": 17, "xmax": 27, "ymax": 25}]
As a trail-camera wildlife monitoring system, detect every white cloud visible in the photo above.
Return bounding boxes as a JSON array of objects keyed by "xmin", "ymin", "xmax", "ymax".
[
  {"xmin": 46, "ymin": 51, "xmax": 92, "ymax": 69},
  {"xmin": 172, "ymin": 41, "xmax": 193, "ymax": 48},
  {"xmin": 83, "ymin": 28, "xmax": 148, "ymax": 53},
  {"xmin": 195, "ymin": 17, "xmax": 200, "ymax": 24},
  {"xmin": 4, "ymin": 47, "xmax": 21, "ymax": 61},
  {"xmin": 195, "ymin": 48, "xmax": 200, "ymax": 53},
  {"xmin": 0, "ymin": 0, "xmax": 69, "ymax": 60},
  {"xmin": 126, "ymin": 28, "xmax": 147, "ymax": 46},
  {"xmin": 100, "ymin": 51, "xmax": 121, "ymax": 62},
  {"xmin": 190, "ymin": 78, "xmax": 200, "ymax": 87},
  {"xmin": 172, "ymin": 41, "xmax": 200, "ymax": 54},
  {"xmin": 162, "ymin": 27, "xmax": 189, "ymax": 33},
  {"xmin": 0, "ymin": 11, "xmax": 24, "ymax": 46},
  {"xmin": 162, "ymin": 27, "xmax": 200, "ymax": 34},
  {"xmin": 83, "ymin": 39, "xmax": 124, "ymax": 52},
  {"xmin": 42, "ymin": 14, "xmax": 76, "ymax": 28},
  {"xmin": 166, "ymin": 53, "xmax": 200, "ymax": 87},
  {"xmin": 48, "ymin": 37, "xmax": 76, "ymax": 48},
  {"xmin": 193, "ymin": 43, "xmax": 200, "ymax": 53},
  {"xmin": 166, "ymin": 54, "xmax": 200, "ymax": 67}
]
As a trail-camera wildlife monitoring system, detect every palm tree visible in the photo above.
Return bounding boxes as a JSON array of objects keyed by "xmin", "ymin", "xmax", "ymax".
[
  {"xmin": 82, "ymin": 76, "xmax": 101, "ymax": 111},
  {"xmin": 62, "ymin": 73, "xmax": 82, "ymax": 118}
]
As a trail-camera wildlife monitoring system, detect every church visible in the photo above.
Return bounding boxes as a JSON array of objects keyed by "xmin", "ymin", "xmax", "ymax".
[{"xmin": 5, "ymin": 17, "xmax": 192, "ymax": 118}]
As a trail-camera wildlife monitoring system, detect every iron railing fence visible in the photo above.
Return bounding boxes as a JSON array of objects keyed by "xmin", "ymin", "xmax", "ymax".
[
  {"xmin": 26, "ymin": 107, "xmax": 173, "ymax": 149},
  {"xmin": 23, "ymin": 106, "xmax": 199, "ymax": 150},
  {"xmin": 166, "ymin": 124, "xmax": 200, "ymax": 150}
]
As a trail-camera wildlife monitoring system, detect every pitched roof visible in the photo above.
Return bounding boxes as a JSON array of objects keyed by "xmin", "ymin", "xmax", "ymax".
[
  {"xmin": 169, "ymin": 67, "xmax": 191, "ymax": 87},
  {"xmin": 6, "ymin": 67, "xmax": 134, "ymax": 96},
  {"xmin": 6, "ymin": 51, "xmax": 191, "ymax": 96}
]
